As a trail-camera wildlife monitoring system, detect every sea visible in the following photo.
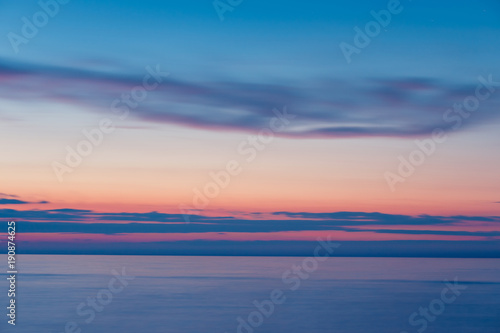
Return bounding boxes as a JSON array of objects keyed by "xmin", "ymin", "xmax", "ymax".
[{"xmin": 0, "ymin": 255, "xmax": 499, "ymax": 332}]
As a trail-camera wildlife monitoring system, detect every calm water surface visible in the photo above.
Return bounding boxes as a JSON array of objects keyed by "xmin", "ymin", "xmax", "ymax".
[{"xmin": 0, "ymin": 255, "xmax": 499, "ymax": 333}]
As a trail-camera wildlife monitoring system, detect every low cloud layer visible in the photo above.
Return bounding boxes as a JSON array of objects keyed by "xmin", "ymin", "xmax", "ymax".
[{"xmin": 1, "ymin": 208, "xmax": 499, "ymax": 237}]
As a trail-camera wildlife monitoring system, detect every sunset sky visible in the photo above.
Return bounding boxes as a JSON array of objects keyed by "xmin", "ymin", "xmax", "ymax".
[{"xmin": 0, "ymin": 0, "xmax": 499, "ymax": 256}]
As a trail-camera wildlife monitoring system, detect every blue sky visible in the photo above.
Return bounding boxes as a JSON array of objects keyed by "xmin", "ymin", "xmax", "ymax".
[{"xmin": 1, "ymin": 0, "xmax": 499, "ymax": 79}]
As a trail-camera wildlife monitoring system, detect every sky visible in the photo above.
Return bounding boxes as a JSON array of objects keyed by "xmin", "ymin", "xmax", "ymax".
[{"xmin": 0, "ymin": 0, "xmax": 499, "ymax": 256}]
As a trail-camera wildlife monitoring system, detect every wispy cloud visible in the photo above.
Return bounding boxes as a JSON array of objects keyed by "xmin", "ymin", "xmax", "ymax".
[
  {"xmin": 0, "ymin": 193, "xmax": 19, "ymax": 198},
  {"xmin": 1, "ymin": 59, "xmax": 499, "ymax": 139},
  {"xmin": 0, "ymin": 193, "xmax": 50, "ymax": 205}
]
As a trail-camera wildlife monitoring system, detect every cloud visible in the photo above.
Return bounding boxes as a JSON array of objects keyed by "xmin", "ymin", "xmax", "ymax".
[
  {"xmin": 272, "ymin": 211, "xmax": 499, "ymax": 224},
  {"xmin": 0, "ymin": 197, "xmax": 50, "ymax": 205},
  {"xmin": 0, "ymin": 193, "xmax": 19, "ymax": 198},
  {"xmin": 1, "ymin": 208, "xmax": 498, "ymax": 237},
  {"xmin": 2, "ymin": 208, "xmax": 498, "ymax": 256},
  {"xmin": 0, "ymin": 199, "xmax": 30, "ymax": 205},
  {"xmin": 1, "ymin": 59, "xmax": 499, "ymax": 139}
]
